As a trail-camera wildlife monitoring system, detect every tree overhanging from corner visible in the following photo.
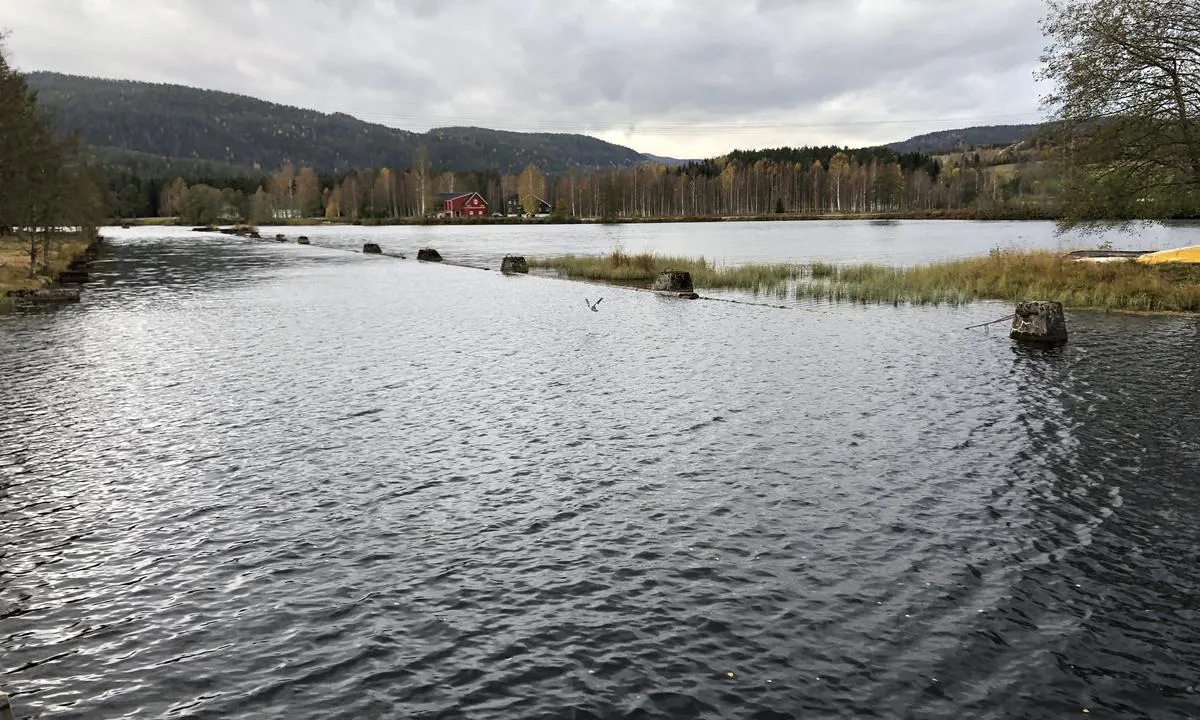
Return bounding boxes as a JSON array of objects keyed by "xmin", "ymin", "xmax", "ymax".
[
  {"xmin": 0, "ymin": 37, "xmax": 105, "ymax": 278},
  {"xmin": 1040, "ymin": 0, "xmax": 1200, "ymax": 228}
]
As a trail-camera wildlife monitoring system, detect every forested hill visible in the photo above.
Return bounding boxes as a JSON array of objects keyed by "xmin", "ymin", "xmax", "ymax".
[
  {"xmin": 24, "ymin": 72, "xmax": 646, "ymax": 174},
  {"xmin": 885, "ymin": 124, "xmax": 1040, "ymax": 153}
]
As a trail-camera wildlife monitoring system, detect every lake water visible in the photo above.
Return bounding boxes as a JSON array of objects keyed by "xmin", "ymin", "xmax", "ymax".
[
  {"xmin": 258, "ymin": 218, "xmax": 1200, "ymax": 268},
  {"xmin": 2, "ymin": 222, "xmax": 1199, "ymax": 719}
]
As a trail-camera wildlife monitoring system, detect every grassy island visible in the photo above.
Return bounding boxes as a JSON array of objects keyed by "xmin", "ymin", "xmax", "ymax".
[{"xmin": 530, "ymin": 250, "xmax": 1200, "ymax": 313}]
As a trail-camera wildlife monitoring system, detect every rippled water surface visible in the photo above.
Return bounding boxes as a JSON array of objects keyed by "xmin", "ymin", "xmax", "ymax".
[
  {"xmin": 256, "ymin": 218, "xmax": 1200, "ymax": 268},
  {"xmin": 3, "ymin": 225, "xmax": 1200, "ymax": 719}
]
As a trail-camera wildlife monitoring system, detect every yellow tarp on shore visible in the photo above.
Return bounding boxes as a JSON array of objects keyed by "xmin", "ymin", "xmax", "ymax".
[{"xmin": 1137, "ymin": 246, "xmax": 1200, "ymax": 265}]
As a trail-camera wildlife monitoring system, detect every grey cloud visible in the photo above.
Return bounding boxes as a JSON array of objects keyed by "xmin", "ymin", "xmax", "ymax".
[{"xmin": 0, "ymin": 0, "xmax": 1052, "ymax": 156}]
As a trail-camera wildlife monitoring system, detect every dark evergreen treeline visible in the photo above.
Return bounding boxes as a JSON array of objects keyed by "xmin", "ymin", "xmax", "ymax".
[
  {"xmin": 884, "ymin": 124, "xmax": 1039, "ymax": 154},
  {"xmin": 102, "ymin": 165, "xmax": 266, "ymax": 219},
  {"xmin": 719, "ymin": 146, "xmax": 940, "ymax": 176},
  {"xmin": 26, "ymin": 72, "xmax": 647, "ymax": 176}
]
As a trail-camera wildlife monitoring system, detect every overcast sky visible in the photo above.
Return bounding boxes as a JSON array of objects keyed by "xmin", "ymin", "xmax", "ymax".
[{"xmin": 1, "ymin": 0, "xmax": 1053, "ymax": 157}]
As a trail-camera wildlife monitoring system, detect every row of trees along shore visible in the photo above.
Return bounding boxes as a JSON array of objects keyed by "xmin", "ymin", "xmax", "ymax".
[
  {"xmin": 0, "ymin": 40, "xmax": 105, "ymax": 277},
  {"xmin": 119, "ymin": 144, "xmax": 1060, "ymax": 226}
]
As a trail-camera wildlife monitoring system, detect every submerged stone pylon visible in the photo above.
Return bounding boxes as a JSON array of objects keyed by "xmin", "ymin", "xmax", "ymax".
[
  {"xmin": 1010, "ymin": 301, "xmax": 1068, "ymax": 344},
  {"xmin": 501, "ymin": 255, "xmax": 529, "ymax": 274},
  {"xmin": 652, "ymin": 270, "xmax": 694, "ymax": 293}
]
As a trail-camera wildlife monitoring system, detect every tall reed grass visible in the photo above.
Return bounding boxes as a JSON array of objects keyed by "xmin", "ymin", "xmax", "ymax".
[
  {"xmin": 531, "ymin": 249, "xmax": 1200, "ymax": 312},
  {"xmin": 529, "ymin": 249, "xmax": 804, "ymax": 291},
  {"xmin": 795, "ymin": 251, "xmax": 1200, "ymax": 311}
]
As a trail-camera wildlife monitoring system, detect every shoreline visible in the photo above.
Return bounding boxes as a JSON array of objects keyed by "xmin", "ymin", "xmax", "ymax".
[
  {"xmin": 1, "ymin": 233, "xmax": 101, "ymax": 306},
  {"xmin": 14, "ymin": 230, "xmax": 1198, "ymax": 318},
  {"xmin": 119, "ymin": 208, "xmax": 1066, "ymax": 228}
]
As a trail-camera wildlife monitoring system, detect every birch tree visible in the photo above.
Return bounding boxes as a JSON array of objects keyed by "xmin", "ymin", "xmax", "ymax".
[
  {"xmin": 413, "ymin": 146, "xmax": 431, "ymax": 216},
  {"xmin": 296, "ymin": 166, "xmax": 321, "ymax": 217},
  {"xmin": 517, "ymin": 164, "xmax": 546, "ymax": 216},
  {"xmin": 269, "ymin": 163, "xmax": 296, "ymax": 218},
  {"xmin": 828, "ymin": 152, "xmax": 850, "ymax": 212}
]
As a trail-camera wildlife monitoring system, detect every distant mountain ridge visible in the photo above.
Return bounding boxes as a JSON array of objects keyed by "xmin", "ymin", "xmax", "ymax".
[
  {"xmin": 27, "ymin": 72, "xmax": 1042, "ymax": 175},
  {"xmin": 885, "ymin": 124, "xmax": 1040, "ymax": 154},
  {"xmin": 25, "ymin": 72, "xmax": 647, "ymax": 175}
]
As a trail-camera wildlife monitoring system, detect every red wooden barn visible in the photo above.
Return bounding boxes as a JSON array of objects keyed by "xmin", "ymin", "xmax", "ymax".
[{"xmin": 436, "ymin": 192, "xmax": 488, "ymax": 217}]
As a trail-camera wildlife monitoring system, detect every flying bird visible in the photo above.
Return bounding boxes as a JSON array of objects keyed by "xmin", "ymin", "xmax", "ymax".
[{"xmin": 586, "ymin": 298, "xmax": 603, "ymax": 312}]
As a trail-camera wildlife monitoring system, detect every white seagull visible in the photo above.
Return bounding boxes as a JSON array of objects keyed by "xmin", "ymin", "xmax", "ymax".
[{"xmin": 585, "ymin": 297, "xmax": 603, "ymax": 312}]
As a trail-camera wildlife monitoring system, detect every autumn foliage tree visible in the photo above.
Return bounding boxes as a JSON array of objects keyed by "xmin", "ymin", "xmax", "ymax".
[
  {"xmin": 517, "ymin": 164, "xmax": 546, "ymax": 216},
  {"xmin": 296, "ymin": 166, "xmax": 321, "ymax": 217},
  {"xmin": 159, "ymin": 177, "xmax": 188, "ymax": 217},
  {"xmin": 179, "ymin": 184, "xmax": 226, "ymax": 225}
]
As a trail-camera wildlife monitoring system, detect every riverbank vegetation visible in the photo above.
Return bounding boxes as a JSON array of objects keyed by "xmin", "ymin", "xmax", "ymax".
[
  {"xmin": 799, "ymin": 252, "xmax": 1200, "ymax": 311},
  {"xmin": 0, "ymin": 39, "xmax": 105, "ymax": 293},
  {"xmin": 532, "ymin": 250, "xmax": 1200, "ymax": 313},
  {"xmin": 0, "ymin": 234, "xmax": 91, "ymax": 293}
]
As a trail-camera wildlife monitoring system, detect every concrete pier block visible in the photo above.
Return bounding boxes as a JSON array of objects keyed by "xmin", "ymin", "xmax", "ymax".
[
  {"xmin": 500, "ymin": 255, "xmax": 529, "ymax": 274},
  {"xmin": 362, "ymin": 243, "xmax": 382, "ymax": 254},
  {"xmin": 651, "ymin": 270, "xmax": 697, "ymax": 298},
  {"xmin": 1010, "ymin": 301, "xmax": 1068, "ymax": 343},
  {"xmin": 417, "ymin": 248, "xmax": 443, "ymax": 262}
]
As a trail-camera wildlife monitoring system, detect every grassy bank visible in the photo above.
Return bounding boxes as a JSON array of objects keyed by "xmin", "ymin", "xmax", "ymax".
[
  {"xmin": 1, "ymin": 234, "xmax": 93, "ymax": 294},
  {"xmin": 532, "ymin": 249, "xmax": 1200, "ymax": 312},
  {"xmin": 802, "ymin": 252, "xmax": 1200, "ymax": 310}
]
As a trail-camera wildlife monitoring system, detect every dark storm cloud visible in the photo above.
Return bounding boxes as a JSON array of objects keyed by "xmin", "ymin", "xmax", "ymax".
[{"xmin": 0, "ymin": 0, "xmax": 1052, "ymax": 155}]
